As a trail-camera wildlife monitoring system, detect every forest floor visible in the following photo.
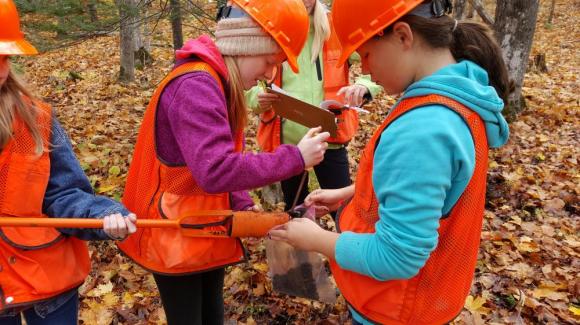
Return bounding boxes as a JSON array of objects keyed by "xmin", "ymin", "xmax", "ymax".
[{"xmin": 16, "ymin": 0, "xmax": 579, "ymax": 324}]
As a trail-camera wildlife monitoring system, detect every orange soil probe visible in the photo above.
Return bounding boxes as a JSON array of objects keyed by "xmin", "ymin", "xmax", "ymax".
[{"xmin": 0, "ymin": 211, "xmax": 291, "ymax": 238}]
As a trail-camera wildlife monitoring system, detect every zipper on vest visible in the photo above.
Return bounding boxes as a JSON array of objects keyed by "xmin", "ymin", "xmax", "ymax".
[{"xmin": 316, "ymin": 56, "xmax": 322, "ymax": 81}]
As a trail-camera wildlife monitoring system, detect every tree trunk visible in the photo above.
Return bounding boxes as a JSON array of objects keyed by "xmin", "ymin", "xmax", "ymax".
[
  {"xmin": 133, "ymin": 1, "xmax": 153, "ymax": 69},
  {"xmin": 87, "ymin": 0, "xmax": 98, "ymax": 22},
  {"xmin": 494, "ymin": 0, "xmax": 540, "ymax": 118},
  {"xmin": 133, "ymin": 15, "xmax": 144, "ymax": 53},
  {"xmin": 454, "ymin": 0, "xmax": 468, "ymax": 19},
  {"xmin": 116, "ymin": 0, "xmax": 138, "ymax": 82},
  {"xmin": 547, "ymin": 0, "xmax": 556, "ymax": 25},
  {"xmin": 170, "ymin": 0, "xmax": 184, "ymax": 50}
]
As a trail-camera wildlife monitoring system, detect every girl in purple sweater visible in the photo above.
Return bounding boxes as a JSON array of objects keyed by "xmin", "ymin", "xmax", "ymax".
[{"xmin": 118, "ymin": 1, "xmax": 327, "ymax": 324}]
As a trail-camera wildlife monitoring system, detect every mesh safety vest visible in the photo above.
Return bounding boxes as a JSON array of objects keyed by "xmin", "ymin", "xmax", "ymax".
[
  {"xmin": 331, "ymin": 95, "xmax": 489, "ymax": 324},
  {"xmin": 118, "ymin": 61, "xmax": 246, "ymax": 274},
  {"xmin": 0, "ymin": 101, "xmax": 90, "ymax": 311}
]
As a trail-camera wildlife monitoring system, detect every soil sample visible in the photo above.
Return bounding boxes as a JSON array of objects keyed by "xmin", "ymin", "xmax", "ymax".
[{"xmin": 272, "ymin": 262, "xmax": 319, "ymax": 300}]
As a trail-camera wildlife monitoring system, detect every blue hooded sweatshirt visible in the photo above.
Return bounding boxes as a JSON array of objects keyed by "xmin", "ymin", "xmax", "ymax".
[{"xmin": 333, "ymin": 61, "xmax": 509, "ymax": 324}]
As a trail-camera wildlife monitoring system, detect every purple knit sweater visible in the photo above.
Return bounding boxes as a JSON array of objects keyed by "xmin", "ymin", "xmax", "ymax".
[{"xmin": 154, "ymin": 59, "xmax": 304, "ymax": 210}]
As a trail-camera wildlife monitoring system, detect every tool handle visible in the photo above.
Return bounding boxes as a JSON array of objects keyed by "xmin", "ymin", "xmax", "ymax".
[
  {"xmin": 0, "ymin": 211, "xmax": 290, "ymax": 239},
  {"xmin": 0, "ymin": 217, "xmax": 178, "ymax": 228}
]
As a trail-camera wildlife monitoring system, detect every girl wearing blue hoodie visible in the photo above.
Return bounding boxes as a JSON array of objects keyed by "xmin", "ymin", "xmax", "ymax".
[{"xmin": 269, "ymin": 1, "xmax": 511, "ymax": 324}]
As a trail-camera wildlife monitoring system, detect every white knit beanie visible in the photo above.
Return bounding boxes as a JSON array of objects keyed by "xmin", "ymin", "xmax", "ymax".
[{"xmin": 215, "ymin": 17, "xmax": 281, "ymax": 56}]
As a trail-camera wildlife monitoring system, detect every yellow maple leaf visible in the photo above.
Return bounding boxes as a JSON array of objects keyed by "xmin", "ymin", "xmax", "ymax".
[
  {"xmin": 102, "ymin": 292, "xmax": 119, "ymax": 307},
  {"xmin": 79, "ymin": 299, "xmax": 100, "ymax": 324},
  {"xmin": 253, "ymin": 262, "xmax": 269, "ymax": 273},
  {"xmin": 464, "ymin": 295, "xmax": 491, "ymax": 315},
  {"xmin": 79, "ymin": 298, "xmax": 114, "ymax": 325},
  {"xmin": 122, "ymin": 291, "xmax": 136, "ymax": 308},
  {"xmin": 86, "ymin": 281, "xmax": 113, "ymax": 297},
  {"xmin": 569, "ymin": 305, "xmax": 580, "ymax": 316}
]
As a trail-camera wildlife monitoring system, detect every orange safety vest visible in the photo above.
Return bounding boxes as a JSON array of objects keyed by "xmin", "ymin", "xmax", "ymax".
[
  {"xmin": 330, "ymin": 95, "xmax": 489, "ymax": 325},
  {"xmin": 118, "ymin": 61, "xmax": 246, "ymax": 275},
  {"xmin": 257, "ymin": 15, "xmax": 358, "ymax": 152},
  {"xmin": 0, "ymin": 101, "xmax": 90, "ymax": 311}
]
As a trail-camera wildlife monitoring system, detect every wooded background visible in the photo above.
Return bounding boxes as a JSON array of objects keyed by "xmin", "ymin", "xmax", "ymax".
[{"xmin": 13, "ymin": 0, "xmax": 579, "ymax": 324}]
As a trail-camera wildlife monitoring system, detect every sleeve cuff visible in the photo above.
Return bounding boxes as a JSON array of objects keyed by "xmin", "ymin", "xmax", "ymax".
[
  {"xmin": 278, "ymin": 144, "xmax": 305, "ymax": 173},
  {"xmin": 97, "ymin": 203, "xmax": 130, "ymax": 218}
]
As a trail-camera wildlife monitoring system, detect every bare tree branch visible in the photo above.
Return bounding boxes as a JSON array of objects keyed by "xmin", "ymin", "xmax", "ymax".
[{"xmin": 467, "ymin": 0, "xmax": 494, "ymax": 25}]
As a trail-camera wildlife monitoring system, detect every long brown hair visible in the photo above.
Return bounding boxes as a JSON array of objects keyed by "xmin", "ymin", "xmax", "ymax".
[
  {"xmin": 0, "ymin": 69, "xmax": 45, "ymax": 155},
  {"xmin": 387, "ymin": 14, "xmax": 513, "ymax": 103},
  {"xmin": 223, "ymin": 56, "xmax": 247, "ymax": 135}
]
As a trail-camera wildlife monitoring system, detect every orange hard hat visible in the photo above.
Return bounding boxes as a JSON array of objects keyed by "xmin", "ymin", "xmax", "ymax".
[
  {"xmin": 0, "ymin": 0, "xmax": 38, "ymax": 55},
  {"xmin": 231, "ymin": 0, "xmax": 308, "ymax": 73},
  {"xmin": 331, "ymin": 0, "xmax": 424, "ymax": 67}
]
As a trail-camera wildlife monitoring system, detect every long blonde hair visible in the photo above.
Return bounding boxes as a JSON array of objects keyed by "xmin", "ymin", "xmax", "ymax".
[
  {"xmin": 223, "ymin": 56, "xmax": 247, "ymax": 135},
  {"xmin": 0, "ymin": 69, "xmax": 44, "ymax": 155},
  {"xmin": 310, "ymin": 0, "xmax": 331, "ymax": 63}
]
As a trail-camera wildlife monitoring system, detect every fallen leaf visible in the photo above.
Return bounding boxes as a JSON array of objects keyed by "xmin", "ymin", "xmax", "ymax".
[
  {"xmin": 464, "ymin": 295, "xmax": 491, "ymax": 315},
  {"xmin": 86, "ymin": 282, "xmax": 113, "ymax": 297}
]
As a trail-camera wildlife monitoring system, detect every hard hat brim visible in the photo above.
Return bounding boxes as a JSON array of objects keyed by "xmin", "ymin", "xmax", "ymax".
[
  {"xmin": 231, "ymin": 0, "xmax": 306, "ymax": 74},
  {"xmin": 0, "ymin": 39, "xmax": 38, "ymax": 55},
  {"xmin": 336, "ymin": 44, "xmax": 359, "ymax": 69},
  {"xmin": 284, "ymin": 49, "xmax": 300, "ymax": 73},
  {"xmin": 333, "ymin": 0, "xmax": 424, "ymax": 68}
]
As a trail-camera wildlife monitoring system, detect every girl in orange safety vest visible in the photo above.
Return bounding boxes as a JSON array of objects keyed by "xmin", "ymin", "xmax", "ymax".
[
  {"xmin": 270, "ymin": 0, "xmax": 511, "ymax": 324},
  {"xmin": 0, "ymin": 0, "xmax": 136, "ymax": 324},
  {"xmin": 117, "ymin": 0, "xmax": 328, "ymax": 324}
]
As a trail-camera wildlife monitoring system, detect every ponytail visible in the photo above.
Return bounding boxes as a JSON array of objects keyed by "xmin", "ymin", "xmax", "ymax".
[
  {"xmin": 450, "ymin": 20, "xmax": 513, "ymax": 103},
  {"xmin": 391, "ymin": 15, "xmax": 513, "ymax": 103}
]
